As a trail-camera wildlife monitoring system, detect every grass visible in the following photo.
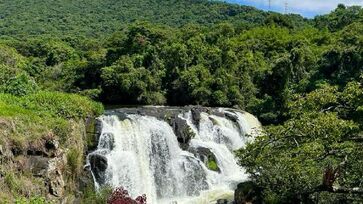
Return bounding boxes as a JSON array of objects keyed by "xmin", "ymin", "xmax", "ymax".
[
  {"xmin": 0, "ymin": 91, "xmax": 104, "ymax": 119},
  {"xmin": 67, "ymin": 148, "xmax": 83, "ymax": 179},
  {"xmin": 4, "ymin": 172, "xmax": 20, "ymax": 194},
  {"xmin": 81, "ymin": 186, "xmax": 112, "ymax": 204},
  {"xmin": 0, "ymin": 91, "xmax": 104, "ymax": 145},
  {"xmin": 15, "ymin": 196, "xmax": 50, "ymax": 204}
]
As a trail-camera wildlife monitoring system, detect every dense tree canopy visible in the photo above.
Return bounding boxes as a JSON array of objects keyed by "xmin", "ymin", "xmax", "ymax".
[
  {"xmin": 0, "ymin": 0, "xmax": 307, "ymax": 38},
  {"xmin": 0, "ymin": 0, "xmax": 362, "ymax": 203}
]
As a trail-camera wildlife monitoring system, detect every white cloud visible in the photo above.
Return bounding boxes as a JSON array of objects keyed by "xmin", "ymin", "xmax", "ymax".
[{"xmin": 241, "ymin": 0, "xmax": 363, "ymax": 14}]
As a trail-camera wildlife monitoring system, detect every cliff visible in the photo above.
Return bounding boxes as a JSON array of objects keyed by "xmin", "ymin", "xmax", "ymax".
[{"xmin": 0, "ymin": 118, "xmax": 96, "ymax": 203}]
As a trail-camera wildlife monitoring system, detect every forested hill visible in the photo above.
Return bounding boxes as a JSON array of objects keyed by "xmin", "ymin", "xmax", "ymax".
[
  {"xmin": 0, "ymin": 1, "xmax": 362, "ymax": 203},
  {"xmin": 0, "ymin": 0, "xmax": 307, "ymax": 37}
]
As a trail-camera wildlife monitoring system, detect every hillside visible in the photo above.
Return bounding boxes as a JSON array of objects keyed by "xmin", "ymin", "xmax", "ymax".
[
  {"xmin": 0, "ymin": 0, "xmax": 307, "ymax": 37},
  {"xmin": 0, "ymin": 1, "xmax": 362, "ymax": 203}
]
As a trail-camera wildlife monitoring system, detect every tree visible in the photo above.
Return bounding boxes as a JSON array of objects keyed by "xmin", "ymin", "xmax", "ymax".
[
  {"xmin": 101, "ymin": 55, "xmax": 165, "ymax": 104},
  {"xmin": 237, "ymin": 81, "xmax": 363, "ymax": 203}
]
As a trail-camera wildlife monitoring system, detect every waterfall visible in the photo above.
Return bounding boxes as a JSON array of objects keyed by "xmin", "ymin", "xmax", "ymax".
[{"xmin": 87, "ymin": 107, "xmax": 261, "ymax": 204}]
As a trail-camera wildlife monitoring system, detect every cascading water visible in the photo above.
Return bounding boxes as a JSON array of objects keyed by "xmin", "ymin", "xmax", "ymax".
[{"xmin": 87, "ymin": 107, "xmax": 261, "ymax": 204}]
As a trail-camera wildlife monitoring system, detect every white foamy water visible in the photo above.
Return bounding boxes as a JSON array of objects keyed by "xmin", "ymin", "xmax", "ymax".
[{"xmin": 88, "ymin": 108, "xmax": 261, "ymax": 204}]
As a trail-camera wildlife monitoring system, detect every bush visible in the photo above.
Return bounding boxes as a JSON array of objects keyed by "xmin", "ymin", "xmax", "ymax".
[{"xmin": 0, "ymin": 73, "xmax": 38, "ymax": 96}]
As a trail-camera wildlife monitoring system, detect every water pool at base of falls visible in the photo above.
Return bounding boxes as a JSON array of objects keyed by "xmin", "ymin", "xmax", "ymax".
[
  {"xmin": 158, "ymin": 188, "xmax": 234, "ymax": 204},
  {"xmin": 87, "ymin": 107, "xmax": 261, "ymax": 204}
]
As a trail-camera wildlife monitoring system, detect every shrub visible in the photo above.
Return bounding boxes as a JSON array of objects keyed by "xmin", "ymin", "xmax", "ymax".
[{"xmin": 0, "ymin": 73, "xmax": 38, "ymax": 96}]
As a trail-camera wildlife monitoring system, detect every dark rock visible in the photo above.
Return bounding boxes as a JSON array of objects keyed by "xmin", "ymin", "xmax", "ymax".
[
  {"xmin": 89, "ymin": 153, "xmax": 108, "ymax": 185},
  {"xmin": 87, "ymin": 118, "xmax": 103, "ymax": 152},
  {"xmin": 98, "ymin": 132, "xmax": 115, "ymax": 150},
  {"xmin": 211, "ymin": 109, "xmax": 225, "ymax": 118},
  {"xmin": 114, "ymin": 112, "xmax": 128, "ymax": 121},
  {"xmin": 224, "ymin": 111, "xmax": 239, "ymax": 123},
  {"xmin": 190, "ymin": 107, "xmax": 203, "ymax": 129},
  {"xmin": 189, "ymin": 146, "xmax": 220, "ymax": 172},
  {"xmin": 173, "ymin": 117, "xmax": 195, "ymax": 149},
  {"xmin": 78, "ymin": 168, "xmax": 95, "ymax": 193},
  {"xmin": 28, "ymin": 156, "xmax": 49, "ymax": 176},
  {"xmin": 234, "ymin": 181, "xmax": 263, "ymax": 204},
  {"xmin": 45, "ymin": 139, "xmax": 59, "ymax": 151},
  {"xmin": 11, "ymin": 146, "xmax": 23, "ymax": 156},
  {"xmin": 27, "ymin": 138, "xmax": 61, "ymax": 158}
]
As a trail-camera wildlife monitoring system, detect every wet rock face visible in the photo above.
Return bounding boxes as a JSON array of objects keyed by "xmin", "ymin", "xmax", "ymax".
[
  {"xmin": 105, "ymin": 106, "xmax": 243, "ymax": 148},
  {"xmin": 88, "ymin": 153, "xmax": 108, "ymax": 185},
  {"xmin": 98, "ymin": 132, "xmax": 115, "ymax": 150},
  {"xmin": 85, "ymin": 117, "xmax": 105, "ymax": 153},
  {"xmin": 180, "ymin": 156, "xmax": 209, "ymax": 196},
  {"xmin": 173, "ymin": 116, "xmax": 195, "ymax": 149},
  {"xmin": 190, "ymin": 106, "xmax": 209, "ymax": 129},
  {"xmin": 189, "ymin": 146, "xmax": 220, "ymax": 172}
]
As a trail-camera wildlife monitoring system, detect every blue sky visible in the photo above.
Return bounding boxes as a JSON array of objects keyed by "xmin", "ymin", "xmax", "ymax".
[{"xmin": 225, "ymin": 0, "xmax": 363, "ymax": 18}]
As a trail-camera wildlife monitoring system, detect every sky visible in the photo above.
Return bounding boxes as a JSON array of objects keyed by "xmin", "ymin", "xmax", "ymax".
[{"xmin": 225, "ymin": 0, "xmax": 363, "ymax": 18}]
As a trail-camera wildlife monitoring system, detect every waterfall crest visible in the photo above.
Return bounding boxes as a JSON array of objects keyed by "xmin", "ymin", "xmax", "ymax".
[{"xmin": 87, "ymin": 107, "xmax": 261, "ymax": 204}]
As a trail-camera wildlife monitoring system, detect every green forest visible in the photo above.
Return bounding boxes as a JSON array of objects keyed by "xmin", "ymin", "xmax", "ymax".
[{"xmin": 0, "ymin": 0, "xmax": 362, "ymax": 203}]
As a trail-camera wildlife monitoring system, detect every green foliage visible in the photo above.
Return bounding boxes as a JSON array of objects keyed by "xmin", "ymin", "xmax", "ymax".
[
  {"xmin": 0, "ymin": 91, "xmax": 103, "ymax": 146},
  {"xmin": 314, "ymin": 4, "xmax": 363, "ymax": 32},
  {"xmin": 0, "ymin": 44, "xmax": 27, "ymax": 68},
  {"xmin": 101, "ymin": 55, "xmax": 166, "ymax": 104},
  {"xmin": 0, "ymin": 0, "xmax": 303, "ymax": 38},
  {"xmin": 0, "ymin": 73, "xmax": 38, "ymax": 96},
  {"xmin": 237, "ymin": 79, "xmax": 363, "ymax": 202},
  {"xmin": 81, "ymin": 186, "xmax": 113, "ymax": 204},
  {"xmin": 0, "ymin": 1, "xmax": 362, "ymax": 203},
  {"xmin": 0, "ymin": 92, "xmax": 103, "ymax": 119},
  {"xmin": 67, "ymin": 148, "xmax": 82, "ymax": 179},
  {"xmin": 207, "ymin": 160, "xmax": 219, "ymax": 172},
  {"xmin": 15, "ymin": 196, "xmax": 50, "ymax": 204},
  {"xmin": 4, "ymin": 172, "xmax": 20, "ymax": 194}
]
